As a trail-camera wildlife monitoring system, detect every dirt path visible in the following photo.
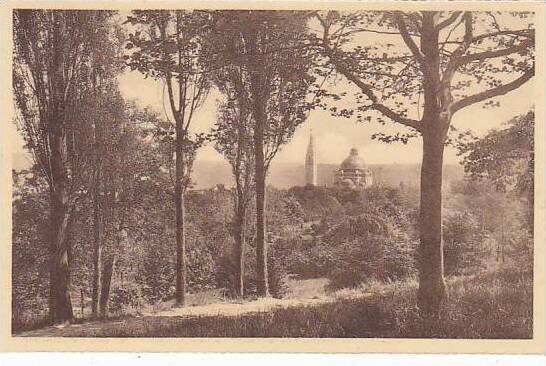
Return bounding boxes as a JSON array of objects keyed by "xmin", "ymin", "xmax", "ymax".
[{"xmin": 15, "ymin": 279, "xmax": 371, "ymax": 337}]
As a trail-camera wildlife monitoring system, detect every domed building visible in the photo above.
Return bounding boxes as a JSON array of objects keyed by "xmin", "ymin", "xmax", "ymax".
[{"xmin": 334, "ymin": 147, "xmax": 373, "ymax": 189}]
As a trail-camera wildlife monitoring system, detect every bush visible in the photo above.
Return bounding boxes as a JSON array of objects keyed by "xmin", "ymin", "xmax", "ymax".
[
  {"xmin": 214, "ymin": 240, "xmax": 289, "ymax": 299},
  {"xmin": 282, "ymin": 186, "xmax": 418, "ymax": 289},
  {"xmin": 305, "ymin": 209, "xmax": 417, "ymax": 290},
  {"xmin": 324, "ymin": 236, "xmax": 417, "ymax": 290},
  {"xmin": 109, "ymin": 283, "xmax": 145, "ymax": 315},
  {"xmin": 443, "ymin": 212, "xmax": 486, "ymax": 276},
  {"xmin": 267, "ymin": 247, "xmax": 289, "ymax": 298}
]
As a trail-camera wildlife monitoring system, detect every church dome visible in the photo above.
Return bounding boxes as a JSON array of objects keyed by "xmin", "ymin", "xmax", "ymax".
[{"xmin": 340, "ymin": 148, "xmax": 367, "ymax": 170}]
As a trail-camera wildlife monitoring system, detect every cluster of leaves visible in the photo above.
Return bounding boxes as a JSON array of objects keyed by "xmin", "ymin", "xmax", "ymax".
[
  {"xmin": 215, "ymin": 187, "xmax": 305, "ymax": 298},
  {"xmin": 11, "ymin": 171, "xmax": 50, "ymax": 326},
  {"xmin": 458, "ymin": 111, "xmax": 534, "ymax": 197},
  {"xmin": 443, "ymin": 212, "xmax": 487, "ymax": 276},
  {"xmin": 277, "ymin": 186, "xmax": 419, "ymax": 289},
  {"xmin": 446, "ymin": 178, "xmax": 533, "ymax": 273}
]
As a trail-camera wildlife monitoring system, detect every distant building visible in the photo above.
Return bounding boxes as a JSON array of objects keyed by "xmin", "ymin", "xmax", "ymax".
[
  {"xmin": 304, "ymin": 133, "xmax": 317, "ymax": 186},
  {"xmin": 303, "ymin": 132, "xmax": 373, "ymax": 190},
  {"xmin": 333, "ymin": 147, "xmax": 373, "ymax": 189}
]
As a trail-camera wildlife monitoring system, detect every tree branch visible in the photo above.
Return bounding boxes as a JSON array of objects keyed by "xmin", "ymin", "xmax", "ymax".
[
  {"xmin": 316, "ymin": 11, "xmax": 420, "ymax": 131},
  {"xmin": 442, "ymin": 12, "xmax": 473, "ymax": 83},
  {"xmin": 454, "ymin": 39, "xmax": 533, "ymax": 66},
  {"xmin": 325, "ymin": 47, "xmax": 420, "ymax": 131},
  {"xmin": 436, "ymin": 11, "xmax": 462, "ymax": 31},
  {"xmin": 395, "ymin": 13, "xmax": 425, "ymax": 65},
  {"xmin": 452, "ymin": 67, "xmax": 534, "ymax": 112},
  {"xmin": 470, "ymin": 29, "xmax": 534, "ymax": 44}
]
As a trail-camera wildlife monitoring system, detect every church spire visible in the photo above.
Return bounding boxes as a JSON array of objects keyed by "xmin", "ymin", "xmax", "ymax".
[{"xmin": 304, "ymin": 131, "xmax": 317, "ymax": 186}]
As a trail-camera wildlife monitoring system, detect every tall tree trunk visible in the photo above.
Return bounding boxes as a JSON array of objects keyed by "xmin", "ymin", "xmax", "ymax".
[
  {"xmin": 48, "ymin": 126, "xmax": 74, "ymax": 325},
  {"xmin": 91, "ymin": 162, "xmax": 103, "ymax": 318},
  {"xmin": 417, "ymin": 13, "xmax": 448, "ymax": 318},
  {"xmin": 254, "ymin": 155, "xmax": 268, "ymax": 297},
  {"xmin": 174, "ymin": 128, "xmax": 187, "ymax": 306},
  {"xmin": 244, "ymin": 20, "xmax": 269, "ymax": 297},
  {"xmin": 234, "ymin": 202, "xmax": 246, "ymax": 297},
  {"xmin": 99, "ymin": 256, "xmax": 116, "ymax": 317},
  {"xmin": 250, "ymin": 76, "xmax": 269, "ymax": 297},
  {"xmin": 417, "ymin": 126, "xmax": 447, "ymax": 317}
]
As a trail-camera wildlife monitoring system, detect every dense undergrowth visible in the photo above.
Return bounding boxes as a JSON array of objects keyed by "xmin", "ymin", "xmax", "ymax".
[{"xmin": 16, "ymin": 265, "xmax": 532, "ymax": 338}]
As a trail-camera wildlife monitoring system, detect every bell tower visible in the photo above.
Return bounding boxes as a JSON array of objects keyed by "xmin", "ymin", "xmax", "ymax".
[{"xmin": 304, "ymin": 132, "xmax": 317, "ymax": 186}]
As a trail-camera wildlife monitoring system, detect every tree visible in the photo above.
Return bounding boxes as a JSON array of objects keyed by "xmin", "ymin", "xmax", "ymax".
[
  {"xmin": 209, "ymin": 11, "xmax": 315, "ymax": 296},
  {"xmin": 89, "ymin": 87, "xmax": 130, "ymax": 318},
  {"xmin": 458, "ymin": 110, "xmax": 534, "ymax": 229},
  {"xmin": 126, "ymin": 11, "xmax": 212, "ymax": 306},
  {"xmin": 314, "ymin": 11, "xmax": 534, "ymax": 316},
  {"xmin": 12, "ymin": 169, "xmax": 50, "ymax": 327},
  {"xmin": 211, "ymin": 67, "xmax": 255, "ymax": 297},
  {"xmin": 79, "ymin": 24, "xmax": 126, "ymax": 319},
  {"xmin": 13, "ymin": 9, "xmax": 119, "ymax": 324}
]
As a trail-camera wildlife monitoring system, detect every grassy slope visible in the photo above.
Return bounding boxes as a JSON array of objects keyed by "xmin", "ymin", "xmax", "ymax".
[{"xmin": 16, "ymin": 266, "xmax": 532, "ymax": 338}]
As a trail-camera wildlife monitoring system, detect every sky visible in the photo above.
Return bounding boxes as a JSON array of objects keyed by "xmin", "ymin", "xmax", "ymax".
[
  {"xmin": 11, "ymin": 11, "xmax": 536, "ymax": 169},
  {"xmin": 116, "ymin": 69, "xmax": 534, "ymax": 167},
  {"xmin": 114, "ymin": 10, "xmax": 535, "ymax": 168}
]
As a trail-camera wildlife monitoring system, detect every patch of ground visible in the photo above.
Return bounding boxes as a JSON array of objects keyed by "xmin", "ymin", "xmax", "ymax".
[{"xmin": 15, "ymin": 277, "xmax": 370, "ymax": 337}]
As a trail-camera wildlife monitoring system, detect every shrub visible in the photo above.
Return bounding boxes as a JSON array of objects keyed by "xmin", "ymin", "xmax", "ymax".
[
  {"xmin": 443, "ymin": 212, "xmax": 486, "ymax": 276},
  {"xmin": 283, "ymin": 186, "xmax": 418, "ymax": 289},
  {"xmin": 109, "ymin": 283, "xmax": 145, "ymax": 315},
  {"xmin": 214, "ymin": 240, "xmax": 289, "ymax": 299}
]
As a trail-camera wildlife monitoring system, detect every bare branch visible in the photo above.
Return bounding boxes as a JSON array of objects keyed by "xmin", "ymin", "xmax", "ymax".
[
  {"xmin": 452, "ymin": 67, "xmax": 534, "ymax": 112},
  {"xmin": 337, "ymin": 28, "xmax": 417, "ymax": 37},
  {"xmin": 454, "ymin": 39, "xmax": 533, "ymax": 66},
  {"xmin": 436, "ymin": 11, "xmax": 463, "ymax": 31},
  {"xmin": 470, "ymin": 29, "xmax": 534, "ymax": 44},
  {"xmin": 315, "ymin": 13, "xmax": 420, "ymax": 131},
  {"xmin": 328, "ymin": 51, "xmax": 420, "ymax": 130}
]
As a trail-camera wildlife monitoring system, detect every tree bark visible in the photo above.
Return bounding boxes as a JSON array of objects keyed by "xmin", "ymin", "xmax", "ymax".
[
  {"xmin": 99, "ymin": 256, "xmax": 115, "ymax": 317},
  {"xmin": 91, "ymin": 157, "xmax": 103, "ymax": 318},
  {"xmin": 234, "ymin": 203, "xmax": 246, "ymax": 297},
  {"xmin": 174, "ymin": 128, "xmax": 187, "ymax": 307},
  {"xmin": 416, "ymin": 13, "xmax": 448, "ymax": 318},
  {"xmin": 417, "ymin": 126, "xmax": 447, "ymax": 318},
  {"xmin": 48, "ymin": 125, "xmax": 74, "ymax": 325},
  {"xmin": 250, "ymin": 76, "xmax": 269, "ymax": 297}
]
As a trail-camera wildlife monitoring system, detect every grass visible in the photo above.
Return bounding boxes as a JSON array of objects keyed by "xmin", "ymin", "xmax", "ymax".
[
  {"xmin": 149, "ymin": 288, "xmax": 229, "ymax": 313},
  {"xmin": 15, "ymin": 265, "xmax": 532, "ymax": 338}
]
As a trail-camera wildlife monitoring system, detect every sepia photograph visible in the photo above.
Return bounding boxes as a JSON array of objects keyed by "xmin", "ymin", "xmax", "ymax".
[{"xmin": 1, "ymin": 0, "xmax": 544, "ymax": 353}]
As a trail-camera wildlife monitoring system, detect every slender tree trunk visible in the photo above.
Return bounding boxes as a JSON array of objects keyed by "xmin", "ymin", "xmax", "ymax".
[
  {"xmin": 174, "ymin": 128, "xmax": 187, "ymax": 306},
  {"xmin": 80, "ymin": 288, "xmax": 84, "ymax": 319},
  {"xmin": 234, "ymin": 202, "xmax": 246, "ymax": 297},
  {"xmin": 254, "ymin": 162, "xmax": 268, "ymax": 297},
  {"xmin": 417, "ymin": 126, "xmax": 447, "ymax": 317},
  {"xmin": 48, "ymin": 126, "xmax": 74, "ymax": 325},
  {"xmin": 91, "ymin": 162, "xmax": 103, "ymax": 318},
  {"xmin": 99, "ymin": 256, "xmax": 116, "ymax": 317}
]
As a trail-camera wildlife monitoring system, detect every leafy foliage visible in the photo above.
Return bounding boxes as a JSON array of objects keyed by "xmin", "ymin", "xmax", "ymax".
[
  {"xmin": 276, "ymin": 186, "xmax": 418, "ymax": 288},
  {"xmin": 458, "ymin": 111, "xmax": 534, "ymax": 195},
  {"xmin": 443, "ymin": 212, "xmax": 486, "ymax": 276}
]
